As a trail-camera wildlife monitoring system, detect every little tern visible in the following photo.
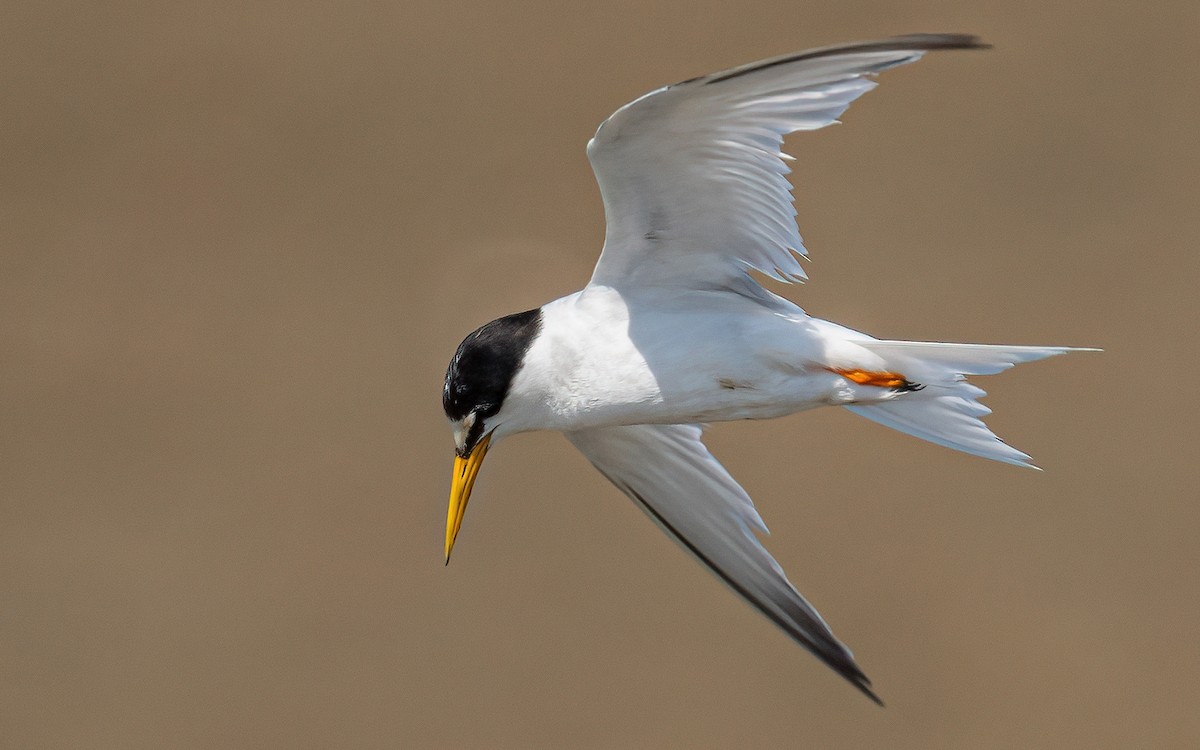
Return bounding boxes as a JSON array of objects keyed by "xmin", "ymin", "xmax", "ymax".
[{"xmin": 441, "ymin": 34, "xmax": 1090, "ymax": 704}]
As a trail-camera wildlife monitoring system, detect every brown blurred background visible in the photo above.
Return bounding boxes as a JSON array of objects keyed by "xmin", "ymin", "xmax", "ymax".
[{"xmin": 3, "ymin": 1, "xmax": 1197, "ymax": 747}]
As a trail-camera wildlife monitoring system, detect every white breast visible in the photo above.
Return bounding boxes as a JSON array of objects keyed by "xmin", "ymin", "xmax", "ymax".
[{"xmin": 495, "ymin": 285, "xmax": 880, "ymax": 436}]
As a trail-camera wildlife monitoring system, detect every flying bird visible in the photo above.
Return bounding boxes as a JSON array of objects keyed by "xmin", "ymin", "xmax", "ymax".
[{"xmin": 441, "ymin": 34, "xmax": 1090, "ymax": 704}]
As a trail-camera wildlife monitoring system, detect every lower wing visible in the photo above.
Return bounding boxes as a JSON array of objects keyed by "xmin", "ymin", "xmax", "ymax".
[{"xmin": 566, "ymin": 423, "xmax": 881, "ymax": 704}]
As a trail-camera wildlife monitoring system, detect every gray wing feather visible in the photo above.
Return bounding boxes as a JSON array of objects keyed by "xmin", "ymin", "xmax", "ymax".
[
  {"xmin": 586, "ymin": 34, "xmax": 986, "ymax": 292},
  {"xmin": 567, "ymin": 423, "xmax": 882, "ymax": 704}
]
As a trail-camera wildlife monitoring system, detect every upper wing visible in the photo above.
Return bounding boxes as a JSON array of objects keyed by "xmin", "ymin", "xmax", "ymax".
[
  {"xmin": 566, "ymin": 423, "xmax": 881, "ymax": 704},
  {"xmin": 586, "ymin": 34, "xmax": 986, "ymax": 290}
]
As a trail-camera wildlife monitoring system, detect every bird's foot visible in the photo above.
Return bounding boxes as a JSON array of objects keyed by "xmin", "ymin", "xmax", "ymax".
[{"xmin": 826, "ymin": 367, "xmax": 924, "ymax": 392}]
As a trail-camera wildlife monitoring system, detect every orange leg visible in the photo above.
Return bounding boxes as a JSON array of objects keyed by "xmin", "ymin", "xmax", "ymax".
[{"xmin": 826, "ymin": 367, "xmax": 924, "ymax": 392}]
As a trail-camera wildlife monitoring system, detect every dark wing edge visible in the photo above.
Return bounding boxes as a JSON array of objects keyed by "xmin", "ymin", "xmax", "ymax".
[
  {"xmin": 699, "ymin": 33, "xmax": 989, "ymax": 85},
  {"xmin": 567, "ymin": 423, "xmax": 883, "ymax": 705}
]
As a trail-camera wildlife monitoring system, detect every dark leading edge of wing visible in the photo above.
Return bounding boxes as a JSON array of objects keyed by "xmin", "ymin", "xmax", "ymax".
[
  {"xmin": 568, "ymin": 423, "xmax": 885, "ymax": 705},
  {"xmin": 587, "ymin": 33, "xmax": 990, "ymax": 290},
  {"xmin": 701, "ymin": 33, "xmax": 989, "ymax": 85},
  {"xmin": 627, "ymin": 486, "xmax": 884, "ymax": 706}
]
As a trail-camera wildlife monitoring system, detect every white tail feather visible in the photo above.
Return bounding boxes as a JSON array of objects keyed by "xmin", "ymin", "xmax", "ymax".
[{"xmin": 845, "ymin": 341, "xmax": 1091, "ymax": 468}]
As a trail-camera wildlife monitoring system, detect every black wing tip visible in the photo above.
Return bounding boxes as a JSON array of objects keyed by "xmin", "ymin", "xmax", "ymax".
[
  {"xmin": 850, "ymin": 673, "xmax": 886, "ymax": 707},
  {"xmin": 803, "ymin": 32, "xmax": 991, "ymax": 55},
  {"xmin": 822, "ymin": 649, "xmax": 885, "ymax": 706},
  {"xmin": 883, "ymin": 32, "xmax": 991, "ymax": 51},
  {"xmin": 704, "ymin": 33, "xmax": 989, "ymax": 86}
]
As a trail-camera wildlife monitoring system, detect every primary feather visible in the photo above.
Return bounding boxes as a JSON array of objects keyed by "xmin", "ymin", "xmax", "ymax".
[
  {"xmin": 587, "ymin": 34, "xmax": 988, "ymax": 289},
  {"xmin": 568, "ymin": 423, "xmax": 882, "ymax": 704}
]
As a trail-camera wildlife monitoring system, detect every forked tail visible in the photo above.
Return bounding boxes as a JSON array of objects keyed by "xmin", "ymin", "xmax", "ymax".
[{"xmin": 844, "ymin": 340, "xmax": 1094, "ymax": 468}]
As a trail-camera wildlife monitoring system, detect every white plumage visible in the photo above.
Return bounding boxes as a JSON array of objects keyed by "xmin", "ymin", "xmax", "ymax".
[{"xmin": 442, "ymin": 34, "xmax": 1093, "ymax": 704}]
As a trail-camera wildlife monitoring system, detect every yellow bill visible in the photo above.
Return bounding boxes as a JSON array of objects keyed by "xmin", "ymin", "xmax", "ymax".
[{"xmin": 445, "ymin": 432, "xmax": 492, "ymax": 564}]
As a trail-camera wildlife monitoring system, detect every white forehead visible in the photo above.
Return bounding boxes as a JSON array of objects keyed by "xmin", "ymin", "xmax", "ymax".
[{"xmin": 450, "ymin": 412, "xmax": 476, "ymax": 453}]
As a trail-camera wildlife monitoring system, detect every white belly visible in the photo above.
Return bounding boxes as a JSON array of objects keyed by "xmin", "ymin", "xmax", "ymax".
[{"xmin": 497, "ymin": 285, "xmax": 892, "ymax": 435}]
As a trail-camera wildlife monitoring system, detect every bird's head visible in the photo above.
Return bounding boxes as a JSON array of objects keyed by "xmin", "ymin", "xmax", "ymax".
[{"xmin": 441, "ymin": 308, "xmax": 542, "ymax": 563}]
